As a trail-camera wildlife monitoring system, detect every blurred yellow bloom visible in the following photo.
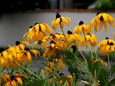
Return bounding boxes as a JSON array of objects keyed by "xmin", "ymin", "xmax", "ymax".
[
  {"xmin": 51, "ymin": 13, "xmax": 72, "ymax": 30},
  {"xmin": 73, "ymin": 21, "xmax": 91, "ymax": 34},
  {"xmin": 97, "ymin": 37, "xmax": 115, "ymax": 55},
  {"xmin": 90, "ymin": 12, "xmax": 115, "ymax": 32},
  {"xmin": 81, "ymin": 33, "xmax": 98, "ymax": 48},
  {"xmin": 1, "ymin": 73, "xmax": 27, "ymax": 86},
  {"xmin": 23, "ymin": 23, "xmax": 52, "ymax": 41}
]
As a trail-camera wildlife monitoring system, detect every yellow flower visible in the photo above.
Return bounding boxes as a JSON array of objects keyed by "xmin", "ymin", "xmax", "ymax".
[
  {"xmin": 81, "ymin": 33, "xmax": 98, "ymax": 48},
  {"xmin": 97, "ymin": 37, "xmax": 115, "ymax": 55},
  {"xmin": 51, "ymin": 13, "xmax": 72, "ymax": 30},
  {"xmin": 23, "ymin": 23, "xmax": 52, "ymax": 41},
  {"xmin": 73, "ymin": 21, "xmax": 91, "ymax": 34},
  {"xmin": 66, "ymin": 75, "xmax": 72, "ymax": 86},
  {"xmin": 91, "ymin": 58, "xmax": 105, "ymax": 67},
  {"xmin": 90, "ymin": 12, "xmax": 115, "ymax": 32},
  {"xmin": 21, "ymin": 47, "xmax": 40, "ymax": 62},
  {"xmin": 1, "ymin": 73, "xmax": 27, "ymax": 86}
]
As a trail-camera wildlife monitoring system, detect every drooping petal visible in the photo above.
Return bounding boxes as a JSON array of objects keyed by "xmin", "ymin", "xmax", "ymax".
[
  {"xmin": 16, "ymin": 77, "xmax": 23, "ymax": 86},
  {"xmin": 30, "ymin": 50, "xmax": 40, "ymax": 57},
  {"xmin": 104, "ymin": 23, "xmax": 107, "ymax": 32},
  {"xmin": 27, "ymin": 52, "xmax": 32, "ymax": 62}
]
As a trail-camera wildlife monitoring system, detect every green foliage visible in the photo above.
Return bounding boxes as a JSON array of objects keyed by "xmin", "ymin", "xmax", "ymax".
[
  {"xmin": 95, "ymin": 0, "xmax": 113, "ymax": 10},
  {"xmin": 108, "ymin": 51, "xmax": 115, "ymax": 56},
  {"xmin": 98, "ymin": 68, "xmax": 109, "ymax": 86}
]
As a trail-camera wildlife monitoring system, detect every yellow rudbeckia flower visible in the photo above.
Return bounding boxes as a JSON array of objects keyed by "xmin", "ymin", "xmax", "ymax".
[
  {"xmin": 51, "ymin": 13, "xmax": 72, "ymax": 30},
  {"xmin": 81, "ymin": 33, "xmax": 98, "ymax": 48},
  {"xmin": 97, "ymin": 37, "xmax": 115, "ymax": 55},
  {"xmin": 23, "ymin": 23, "xmax": 52, "ymax": 41},
  {"xmin": 90, "ymin": 12, "xmax": 115, "ymax": 32},
  {"xmin": 73, "ymin": 21, "xmax": 91, "ymax": 34},
  {"xmin": 1, "ymin": 73, "xmax": 27, "ymax": 86}
]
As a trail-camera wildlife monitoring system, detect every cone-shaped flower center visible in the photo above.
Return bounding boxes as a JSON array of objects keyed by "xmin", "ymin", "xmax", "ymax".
[
  {"xmin": 16, "ymin": 41, "xmax": 20, "ymax": 45},
  {"xmin": 25, "ymin": 47, "xmax": 30, "ymax": 51},
  {"xmin": 79, "ymin": 21, "xmax": 84, "ymax": 25},
  {"xmin": 10, "ymin": 75, "xmax": 15, "ymax": 80},
  {"xmin": 67, "ymin": 30, "xmax": 72, "ymax": 34},
  {"xmin": 105, "ymin": 37, "xmax": 109, "ymax": 39},
  {"xmin": 56, "ymin": 13, "xmax": 61, "ymax": 18},
  {"xmin": 100, "ymin": 16, "xmax": 104, "ymax": 21},
  {"xmin": 0, "ymin": 48, "xmax": 5, "ymax": 53}
]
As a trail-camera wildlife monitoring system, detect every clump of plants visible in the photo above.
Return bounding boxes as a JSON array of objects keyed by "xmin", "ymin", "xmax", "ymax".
[{"xmin": 0, "ymin": 12, "xmax": 115, "ymax": 86}]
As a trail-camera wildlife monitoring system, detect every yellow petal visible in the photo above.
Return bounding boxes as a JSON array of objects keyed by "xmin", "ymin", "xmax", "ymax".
[
  {"xmin": 30, "ymin": 50, "xmax": 40, "ymax": 57},
  {"xmin": 23, "ymin": 32, "xmax": 28, "ymax": 40},
  {"xmin": 11, "ymin": 80, "xmax": 17, "ymax": 86},
  {"xmin": 21, "ymin": 41, "xmax": 30, "ymax": 47},
  {"xmin": 40, "ymin": 24, "xmax": 46, "ymax": 33},
  {"xmin": 16, "ymin": 77, "xmax": 23, "ymax": 86},
  {"xmin": 98, "ymin": 23, "xmax": 103, "ymax": 32},
  {"xmin": 104, "ymin": 23, "xmax": 107, "ymax": 32},
  {"xmin": 27, "ymin": 52, "xmax": 32, "ymax": 62},
  {"xmin": 60, "ymin": 21, "xmax": 64, "ymax": 29},
  {"xmin": 5, "ymin": 81, "xmax": 10, "ymax": 86},
  {"xmin": 43, "ymin": 23, "xmax": 52, "ymax": 34},
  {"xmin": 94, "ymin": 22, "xmax": 98, "ymax": 32}
]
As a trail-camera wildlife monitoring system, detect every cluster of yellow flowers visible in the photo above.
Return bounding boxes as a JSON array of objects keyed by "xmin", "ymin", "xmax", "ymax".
[
  {"xmin": 44, "ymin": 59, "xmax": 64, "ymax": 74},
  {"xmin": 1, "ymin": 73, "xmax": 27, "ymax": 86},
  {"xmin": 49, "ymin": 75, "xmax": 72, "ymax": 86},
  {"xmin": 0, "ymin": 11, "xmax": 115, "ymax": 86},
  {"xmin": 0, "ymin": 41, "xmax": 40, "ymax": 68}
]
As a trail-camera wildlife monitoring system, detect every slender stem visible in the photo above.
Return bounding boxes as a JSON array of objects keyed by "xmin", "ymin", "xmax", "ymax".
[
  {"xmin": 78, "ymin": 49, "xmax": 88, "ymax": 65},
  {"xmin": 14, "ymin": 60, "xmax": 41, "ymax": 79},
  {"xmin": 107, "ymin": 54, "xmax": 111, "ymax": 77},
  {"xmin": 74, "ymin": 55, "xmax": 93, "ymax": 83}
]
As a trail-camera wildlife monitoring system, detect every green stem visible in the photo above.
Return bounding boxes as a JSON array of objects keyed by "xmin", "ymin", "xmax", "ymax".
[
  {"xmin": 107, "ymin": 54, "xmax": 111, "ymax": 77},
  {"xmin": 14, "ymin": 60, "xmax": 41, "ymax": 79},
  {"xmin": 74, "ymin": 55, "xmax": 93, "ymax": 84},
  {"xmin": 78, "ymin": 49, "xmax": 88, "ymax": 65}
]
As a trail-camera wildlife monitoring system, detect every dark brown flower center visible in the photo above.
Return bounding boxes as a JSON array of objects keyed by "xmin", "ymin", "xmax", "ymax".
[
  {"xmin": 56, "ymin": 13, "xmax": 61, "ymax": 18},
  {"xmin": 100, "ymin": 16, "xmax": 104, "ymax": 21},
  {"xmin": 10, "ymin": 75, "xmax": 15, "ymax": 80},
  {"xmin": 67, "ymin": 30, "xmax": 72, "ymax": 35},
  {"xmin": 16, "ymin": 41, "xmax": 20, "ymax": 45},
  {"xmin": 39, "ymin": 25, "xmax": 42, "ymax": 31},
  {"xmin": 79, "ymin": 21, "xmax": 84, "ymax": 25},
  {"xmin": 25, "ymin": 47, "xmax": 30, "ymax": 51}
]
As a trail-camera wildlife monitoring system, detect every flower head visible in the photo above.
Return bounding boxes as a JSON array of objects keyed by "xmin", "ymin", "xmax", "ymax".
[
  {"xmin": 52, "ymin": 13, "xmax": 72, "ymax": 30},
  {"xmin": 23, "ymin": 23, "xmax": 52, "ymax": 41},
  {"xmin": 97, "ymin": 37, "xmax": 115, "ymax": 55},
  {"xmin": 90, "ymin": 12, "xmax": 115, "ymax": 32},
  {"xmin": 1, "ymin": 73, "xmax": 27, "ymax": 86},
  {"xmin": 81, "ymin": 33, "xmax": 98, "ymax": 48},
  {"xmin": 73, "ymin": 21, "xmax": 91, "ymax": 34}
]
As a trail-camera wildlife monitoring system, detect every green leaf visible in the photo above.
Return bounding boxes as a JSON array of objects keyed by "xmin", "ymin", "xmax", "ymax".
[
  {"xmin": 38, "ymin": 67, "xmax": 43, "ymax": 76},
  {"xmin": 108, "ymin": 51, "xmax": 115, "ymax": 56},
  {"xmin": 111, "ymin": 64, "xmax": 115, "ymax": 75},
  {"xmin": 44, "ymin": 73, "xmax": 50, "ymax": 86},
  {"xmin": 40, "ymin": 69, "xmax": 45, "ymax": 79},
  {"xmin": 109, "ymin": 78, "xmax": 115, "ymax": 86},
  {"xmin": 71, "ymin": 79, "xmax": 76, "ymax": 86},
  {"xmin": 98, "ymin": 68, "xmax": 108, "ymax": 86}
]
